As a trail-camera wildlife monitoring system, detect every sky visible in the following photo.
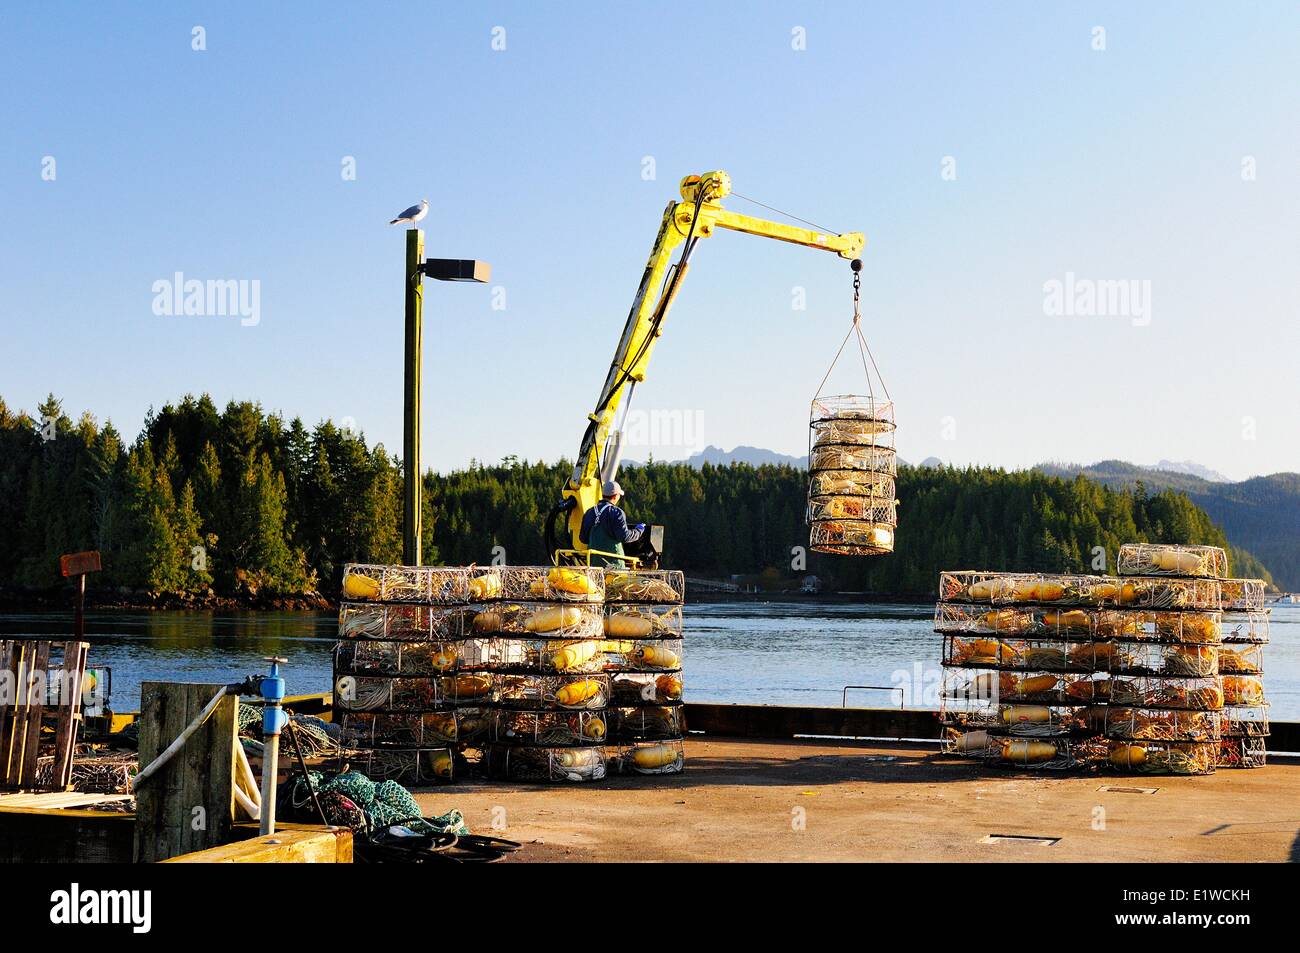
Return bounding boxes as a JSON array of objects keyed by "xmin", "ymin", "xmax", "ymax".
[{"xmin": 2, "ymin": 2, "xmax": 1297, "ymax": 482}]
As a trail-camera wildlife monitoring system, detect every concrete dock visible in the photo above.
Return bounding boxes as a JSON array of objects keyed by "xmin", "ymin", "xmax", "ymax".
[{"xmin": 416, "ymin": 737, "xmax": 1300, "ymax": 862}]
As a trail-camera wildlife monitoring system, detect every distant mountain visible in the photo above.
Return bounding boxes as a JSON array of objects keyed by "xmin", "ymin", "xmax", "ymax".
[
  {"xmin": 624, "ymin": 445, "xmax": 809, "ymax": 468},
  {"xmin": 919, "ymin": 456, "xmax": 945, "ymax": 469},
  {"xmin": 626, "ymin": 444, "xmax": 916, "ymax": 469},
  {"xmin": 1037, "ymin": 460, "xmax": 1300, "ymax": 589},
  {"xmin": 1151, "ymin": 460, "xmax": 1232, "ymax": 483}
]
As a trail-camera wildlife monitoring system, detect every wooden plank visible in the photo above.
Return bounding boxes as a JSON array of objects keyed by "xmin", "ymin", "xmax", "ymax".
[
  {"xmin": 0, "ymin": 791, "xmax": 130, "ymax": 809},
  {"xmin": 161, "ymin": 826, "xmax": 352, "ymax": 864},
  {"xmin": 51, "ymin": 641, "xmax": 88, "ymax": 789},
  {"xmin": 0, "ymin": 642, "xmax": 15, "ymax": 782},
  {"xmin": 18, "ymin": 641, "xmax": 49, "ymax": 788},
  {"xmin": 133, "ymin": 682, "xmax": 236, "ymax": 863}
]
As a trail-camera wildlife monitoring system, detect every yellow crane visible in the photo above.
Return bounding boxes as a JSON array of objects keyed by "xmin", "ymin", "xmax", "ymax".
[{"xmin": 546, "ymin": 170, "xmax": 865, "ymax": 565}]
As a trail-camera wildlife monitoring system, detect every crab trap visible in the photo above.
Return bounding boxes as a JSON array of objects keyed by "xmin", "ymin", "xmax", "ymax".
[
  {"xmin": 489, "ymin": 708, "xmax": 609, "ymax": 746},
  {"xmin": 337, "ymin": 709, "xmax": 490, "ymax": 747},
  {"xmin": 942, "ymin": 669, "xmax": 1083, "ymax": 706},
  {"xmin": 483, "ymin": 743, "xmax": 608, "ymax": 782},
  {"xmin": 466, "ymin": 565, "xmax": 604, "ymax": 603},
  {"xmin": 604, "ymin": 604, "xmax": 683, "ymax": 639},
  {"xmin": 1222, "ymin": 611, "xmax": 1270, "ymax": 644},
  {"xmin": 340, "ymin": 746, "xmax": 455, "ymax": 784},
  {"xmin": 1122, "ymin": 676, "xmax": 1225, "ymax": 711},
  {"xmin": 467, "ymin": 602, "xmax": 604, "ymax": 639},
  {"xmin": 1107, "ymin": 643, "xmax": 1218, "ymax": 677},
  {"xmin": 808, "ymin": 439, "xmax": 897, "ymax": 475},
  {"xmin": 333, "ymin": 639, "xmax": 487, "ymax": 677},
  {"xmin": 483, "ymin": 637, "xmax": 611, "ymax": 674},
  {"xmin": 1106, "ymin": 740, "xmax": 1216, "ymax": 776},
  {"xmin": 599, "ymin": 638, "xmax": 683, "ymax": 673},
  {"xmin": 609, "ymin": 672, "xmax": 683, "ymax": 706},
  {"xmin": 1221, "ymin": 704, "xmax": 1270, "ymax": 739},
  {"xmin": 938, "ymin": 571, "xmax": 1222, "ymax": 612},
  {"xmin": 942, "ymin": 701, "xmax": 1089, "ymax": 737},
  {"xmin": 1102, "ymin": 707, "xmax": 1222, "ymax": 743},
  {"xmin": 1222, "ymin": 675, "xmax": 1265, "ymax": 706},
  {"xmin": 608, "ymin": 739, "xmax": 685, "ymax": 775},
  {"xmin": 608, "ymin": 704, "xmax": 686, "ymax": 741},
  {"xmin": 808, "ymin": 520, "xmax": 895, "ymax": 556},
  {"xmin": 1217, "ymin": 736, "xmax": 1268, "ymax": 769},
  {"xmin": 809, "ymin": 469, "xmax": 895, "ymax": 501},
  {"xmin": 1221, "ymin": 578, "xmax": 1268, "ymax": 612},
  {"xmin": 806, "ymin": 395, "xmax": 897, "ymax": 557},
  {"xmin": 952, "ymin": 732, "xmax": 1088, "ymax": 771},
  {"xmin": 333, "ymin": 675, "xmax": 443, "ymax": 712},
  {"xmin": 1116, "ymin": 543, "xmax": 1229, "ymax": 580},
  {"xmin": 341, "ymin": 564, "xmax": 472, "ymax": 603},
  {"xmin": 338, "ymin": 603, "xmax": 472, "ymax": 641},
  {"xmin": 493, "ymin": 673, "xmax": 610, "ymax": 710},
  {"xmin": 1216, "ymin": 642, "xmax": 1264, "ymax": 675},
  {"xmin": 603, "ymin": 569, "xmax": 685, "ymax": 604}
]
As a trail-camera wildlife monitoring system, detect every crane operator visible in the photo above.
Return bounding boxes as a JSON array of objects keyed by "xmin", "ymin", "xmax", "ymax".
[{"xmin": 579, "ymin": 481, "xmax": 646, "ymax": 567}]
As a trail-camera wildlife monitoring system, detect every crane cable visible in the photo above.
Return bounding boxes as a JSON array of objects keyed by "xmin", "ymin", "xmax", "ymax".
[{"xmin": 813, "ymin": 262, "xmax": 891, "ymax": 404}]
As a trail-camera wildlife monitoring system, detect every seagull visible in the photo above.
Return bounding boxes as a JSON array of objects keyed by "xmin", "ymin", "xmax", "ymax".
[{"xmin": 389, "ymin": 199, "xmax": 429, "ymax": 227}]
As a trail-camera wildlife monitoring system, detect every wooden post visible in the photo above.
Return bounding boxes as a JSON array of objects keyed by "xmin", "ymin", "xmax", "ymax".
[
  {"xmin": 404, "ymin": 228, "xmax": 424, "ymax": 567},
  {"xmin": 133, "ymin": 682, "xmax": 237, "ymax": 863}
]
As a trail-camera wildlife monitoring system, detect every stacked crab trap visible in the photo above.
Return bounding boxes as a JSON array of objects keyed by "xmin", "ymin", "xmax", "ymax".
[
  {"xmin": 936, "ymin": 544, "xmax": 1265, "ymax": 777},
  {"xmin": 603, "ymin": 569, "xmax": 687, "ymax": 776},
  {"xmin": 807, "ymin": 396, "xmax": 896, "ymax": 556},
  {"xmin": 335, "ymin": 563, "xmax": 687, "ymax": 784},
  {"xmin": 1217, "ymin": 578, "xmax": 1270, "ymax": 769}
]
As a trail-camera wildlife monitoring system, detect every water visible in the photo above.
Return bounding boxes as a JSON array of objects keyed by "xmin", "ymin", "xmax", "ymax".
[{"xmin": 2, "ymin": 602, "xmax": 1298, "ymax": 719}]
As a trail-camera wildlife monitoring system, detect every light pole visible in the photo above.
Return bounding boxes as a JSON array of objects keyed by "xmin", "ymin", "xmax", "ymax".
[{"xmin": 403, "ymin": 228, "xmax": 491, "ymax": 566}]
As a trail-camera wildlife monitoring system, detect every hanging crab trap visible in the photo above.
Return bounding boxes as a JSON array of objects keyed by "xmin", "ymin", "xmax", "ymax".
[
  {"xmin": 807, "ymin": 396, "xmax": 896, "ymax": 556},
  {"xmin": 806, "ymin": 261, "xmax": 896, "ymax": 557}
]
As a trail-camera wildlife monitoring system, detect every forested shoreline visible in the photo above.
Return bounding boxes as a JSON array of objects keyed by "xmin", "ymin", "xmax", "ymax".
[{"xmin": 0, "ymin": 393, "xmax": 1273, "ymax": 607}]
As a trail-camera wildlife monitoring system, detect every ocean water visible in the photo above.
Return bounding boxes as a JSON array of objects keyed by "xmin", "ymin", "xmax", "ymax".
[{"xmin": 2, "ymin": 602, "xmax": 1297, "ymax": 719}]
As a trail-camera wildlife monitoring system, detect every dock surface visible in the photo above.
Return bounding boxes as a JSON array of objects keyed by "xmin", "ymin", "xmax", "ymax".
[{"xmin": 415, "ymin": 737, "xmax": 1300, "ymax": 862}]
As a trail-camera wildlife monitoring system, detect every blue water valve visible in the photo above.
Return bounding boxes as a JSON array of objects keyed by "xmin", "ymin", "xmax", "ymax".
[{"xmin": 260, "ymin": 656, "xmax": 288, "ymax": 736}]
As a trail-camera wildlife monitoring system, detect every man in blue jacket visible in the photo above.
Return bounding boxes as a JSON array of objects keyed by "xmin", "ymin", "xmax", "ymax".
[{"xmin": 579, "ymin": 480, "xmax": 645, "ymax": 567}]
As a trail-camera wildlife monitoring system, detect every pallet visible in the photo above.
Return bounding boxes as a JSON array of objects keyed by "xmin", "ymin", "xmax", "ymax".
[{"xmin": 0, "ymin": 640, "xmax": 89, "ymax": 791}]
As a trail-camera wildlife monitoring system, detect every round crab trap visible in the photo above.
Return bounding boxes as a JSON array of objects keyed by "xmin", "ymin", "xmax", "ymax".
[{"xmin": 806, "ymin": 263, "xmax": 896, "ymax": 557}]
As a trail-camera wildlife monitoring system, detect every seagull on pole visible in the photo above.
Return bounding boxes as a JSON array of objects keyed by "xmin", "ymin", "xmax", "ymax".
[{"xmin": 389, "ymin": 199, "xmax": 429, "ymax": 228}]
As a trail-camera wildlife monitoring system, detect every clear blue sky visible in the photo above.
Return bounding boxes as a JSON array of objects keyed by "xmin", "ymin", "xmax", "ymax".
[{"xmin": 2, "ymin": 2, "xmax": 1297, "ymax": 480}]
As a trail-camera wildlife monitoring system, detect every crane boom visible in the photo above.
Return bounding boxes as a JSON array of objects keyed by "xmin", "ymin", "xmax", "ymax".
[{"xmin": 547, "ymin": 170, "xmax": 865, "ymax": 562}]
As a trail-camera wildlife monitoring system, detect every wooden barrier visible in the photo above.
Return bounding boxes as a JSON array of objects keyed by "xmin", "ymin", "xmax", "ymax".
[
  {"xmin": 0, "ymin": 639, "xmax": 89, "ymax": 791},
  {"xmin": 134, "ymin": 682, "xmax": 238, "ymax": 862},
  {"xmin": 685, "ymin": 702, "xmax": 941, "ymax": 740},
  {"xmin": 0, "ymin": 806, "xmax": 134, "ymax": 863}
]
